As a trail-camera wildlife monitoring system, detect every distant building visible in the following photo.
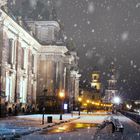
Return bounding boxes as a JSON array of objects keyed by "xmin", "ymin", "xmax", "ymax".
[
  {"xmin": 91, "ymin": 71, "xmax": 101, "ymax": 100},
  {"xmin": 103, "ymin": 64, "xmax": 118, "ymax": 103}
]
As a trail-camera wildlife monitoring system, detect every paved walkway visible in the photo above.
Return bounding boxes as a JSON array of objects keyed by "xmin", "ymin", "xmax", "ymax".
[{"xmin": 0, "ymin": 114, "xmax": 79, "ymax": 139}]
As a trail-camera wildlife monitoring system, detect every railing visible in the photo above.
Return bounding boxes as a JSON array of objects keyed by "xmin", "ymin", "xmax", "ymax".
[{"xmin": 120, "ymin": 111, "xmax": 140, "ymax": 123}]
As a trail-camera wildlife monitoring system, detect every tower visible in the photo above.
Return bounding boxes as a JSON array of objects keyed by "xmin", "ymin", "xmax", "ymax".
[
  {"xmin": 104, "ymin": 63, "xmax": 118, "ymax": 103},
  {"xmin": 91, "ymin": 71, "xmax": 101, "ymax": 100}
]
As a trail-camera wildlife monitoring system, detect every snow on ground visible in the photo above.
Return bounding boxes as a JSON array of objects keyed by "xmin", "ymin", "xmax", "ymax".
[
  {"xmin": 2, "ymin": 112, "xmax": 140, "ymax": 140},
  {"xmin": 0, "ymin": 114, "xmax": 79, "ymax": 139},
  {"xmin": 0, "ymin": 121, "xmax": 40, "ymax": 139},
  {"xmin": 20, "ymin": 112, "xmax": 140, "ymax": 140},
  {"xmin": 17, "ymin": 114, "xmax": 79, "ymax": 123},
  {"xmin": 73, "ymin": 115, "xmax": 109, "ymax": 124}
]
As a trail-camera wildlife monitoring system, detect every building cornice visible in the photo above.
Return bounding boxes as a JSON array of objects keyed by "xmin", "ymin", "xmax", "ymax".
[
  {"xmin": 39, "ymin": 45, "xmax": 68, "ymax": 55},
  {"xmin": 0, "ymin": 9, "xmax": 41, "ymax": 51}
]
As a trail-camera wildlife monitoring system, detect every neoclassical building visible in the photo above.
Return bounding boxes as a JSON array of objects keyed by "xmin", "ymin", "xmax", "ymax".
[{"xmin": 0, "ymin": 8, "xmax": 80, "ymax": 116}]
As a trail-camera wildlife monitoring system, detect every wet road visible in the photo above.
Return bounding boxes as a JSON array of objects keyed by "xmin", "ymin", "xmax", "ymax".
[
  {"xmin": 41, "ymin": 122, "xmax": 98, "ymax": 134},
  {"xmin": 20, "ymin": 122, "xmax": 98, "ymax": 140},
  {"xmin": 20, "ymin": 113, "xmax": 140, "ymax": 140}
]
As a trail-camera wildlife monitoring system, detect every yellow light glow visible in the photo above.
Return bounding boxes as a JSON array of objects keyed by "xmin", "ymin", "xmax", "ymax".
[
  {"xmin": 87, "ymin": 100, "xmax": 90, "ymax": 103},
  {"xmin": 92, "ymin": 102, "xmax": 95, "ymax": 104},
  {"xmin": 58, "ymin": 126, "xmax": 66, "ymax": 130},
  {"xmin": 83, "ymin": 103, "xmax": 87, "ymax": 106},
  {"xmin": 59, "ymin": 91, "xmax": 65, "ymax": 98},
  {"xmin": 78, "ymin": 97, "xmax": 82, "ymax": 102}
]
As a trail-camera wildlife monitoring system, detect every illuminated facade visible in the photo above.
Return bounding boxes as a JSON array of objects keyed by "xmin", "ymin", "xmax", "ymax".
[
  {"xmin": 0, "ymin": 9, "xmax": 40, "ymax": 114},
  {"xmin": 91, "ymin": 71, "xmax": 101, "ymax": 100},
  {"xmin": 104, "ymin": 64, "xmax": 118, "ymax": 103},
  {"xmin": 91, "ymin": 71, "xmax": 101, "ymax": 91},
  {"xmin": 0, "ymin": 8, "xmax": 80, "ymax": 115}
]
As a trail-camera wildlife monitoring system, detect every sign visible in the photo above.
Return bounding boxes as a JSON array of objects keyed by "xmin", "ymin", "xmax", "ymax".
[{"xmin": 64, "ymin": 103, "xmax": 68, "ymax": 110}]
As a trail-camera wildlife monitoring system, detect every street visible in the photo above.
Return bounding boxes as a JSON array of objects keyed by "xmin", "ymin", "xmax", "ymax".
[{"xmin": 20, "ymin": 112, "xmax": 140, "ymax": 140}]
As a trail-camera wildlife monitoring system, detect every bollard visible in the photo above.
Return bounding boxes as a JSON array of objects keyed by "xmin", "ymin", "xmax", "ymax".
[{"xmin": 47, "ymin": 116, "xmax": 52, "ymax": 123}]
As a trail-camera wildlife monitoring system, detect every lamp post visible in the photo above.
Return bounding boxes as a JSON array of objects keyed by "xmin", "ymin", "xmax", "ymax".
[
  {"xmin": 78, "ymin": 97, "xmax": 82, "ymax": 116},
  {"xmin": 112, "ymin": 96, "xmax": 121, "ymax": 114},
  {"xmin": 42, "ymin": 88, "xmax": 47, "ymax": 125},
  {"xmin": 113, "ymin": 96, "xmax": 121, "ymax": 105},
  {"xmin": 86, "ymin": 100, "xmax": 90, "ymax": 114},
  {"xmin": 59, "ymin": 90, "xmax": 65, "ymax": 120}
]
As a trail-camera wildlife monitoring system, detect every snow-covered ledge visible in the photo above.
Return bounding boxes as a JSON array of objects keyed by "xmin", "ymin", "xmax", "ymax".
[{"xmin": 39, "ymin": 45, "xmax": 68, "ymax": 56}]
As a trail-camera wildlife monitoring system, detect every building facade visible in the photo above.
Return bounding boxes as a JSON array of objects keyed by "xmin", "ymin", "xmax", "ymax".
[
  {"xmin": 0, "ymin": 9, "xmax": 40, "ymax": 116},
  {"xmin": 91, "ymin": 71, "xmax": 101, "ymax": 100},
  {"xmin": 103, "ymin": 64, "xmax": 118, "ymax": 103},
  {"xmin": 0, "ymin": 8, "xmax": 80, "ymax": 116}
]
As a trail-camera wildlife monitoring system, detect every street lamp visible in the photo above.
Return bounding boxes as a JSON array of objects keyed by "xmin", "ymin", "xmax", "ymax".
[
  {"xmin": 78, "ymin": 97, "xmax": 82, "ymax": 116},
  {"xmin": 42, "ymin": 88, "xmax": 47, "ymax": 125},
  {"xmin": 59, "ymin": 90, "xmax": 65, "ymax": 120},
  {"xmin": 113, "ymin": 96, "xmax": 121, "ymax": 105},
  {"xmin": 112, "ymin": 96, "xmax": 121, "ymax": 114},
  {"xmin": 86, "ymin": 100, "xmax": 90, "ymax": 114}
]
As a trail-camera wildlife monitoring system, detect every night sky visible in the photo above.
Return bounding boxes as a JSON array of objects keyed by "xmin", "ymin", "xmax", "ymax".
[
  {"xmin": 55, "ymin": 0, "xmax": 140, "ymax": 100},
  {"xmin": 7, "ymin": 0, "xmax": 140, "ymax": 100}
]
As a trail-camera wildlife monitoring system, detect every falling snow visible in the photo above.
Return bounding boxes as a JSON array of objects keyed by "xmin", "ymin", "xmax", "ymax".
[
  {"xmin": 87, "ymin": 2, "xmax": 95, "ymax": 14},
  {"xmin": 121, "ymin": 31, "xmax": 129, "ymax": 41}
]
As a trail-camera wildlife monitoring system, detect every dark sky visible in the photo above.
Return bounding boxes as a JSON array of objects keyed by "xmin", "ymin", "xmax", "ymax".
[
  {"xmin": 8, "ymin": 0, "xmax": 140, "ymax": 100},
  {"xmin": 55, "ymin": 0, "xmax": 140, "ymax": 100}
]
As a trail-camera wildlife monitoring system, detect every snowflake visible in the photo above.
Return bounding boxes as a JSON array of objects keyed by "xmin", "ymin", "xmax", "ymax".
[
  {"xmin": 74, "ymin": 24, "xmax": 77, "ymax": 27},
  {"xmin": 104, "ymin": 38, "xmax": 108, "ymax": 42},
  {"xmin": 87, "ymin": 2, "xmax": 95, "ymax": 14},
  {"xmin": 86, "ymin": 50, "xmax": 93, "ymax": 58},
  {"xmin": 136, "ymin": 3, "xmax": 140, "ymax": 8},
  {"xmin": 78, "ymin": 133, "xmax": 81, "ymax": 136},
  {"xmin": 103, "ymin": 72, "xmax": 106, "ymax": 75},
  {"xmin": 12, "ymin": 129, "xmax": 16, "ymax": 134},
  {"xmin": 64, "ymin": 35, "xmax": 67, "ymax": 40},
  {"xmin": 121, "ymin": 31, "xmax": 129, "ymax": 41},
  {"xmin": 83, "ymin": 44, "xmax": 86, "ymax": 48},
  {"xmin": 122, "ymin": 79, "xmax": 126, "ymax": 83},
  {"xmin": 106, "ymin": 6, "xmax": 111, "ymax": 11},
  {"xmin": 87, "ymin": 21, "xmax": 91, "ymax": 25},
  {"xmin": 91, "ymin": 29, "xmax": 95, "ymax": 33},
  {"xmin": 133, "ymin": 65, "xmax": 137, "ymax": 69},
  {"xmin": 130, "ymin": 60, "xmax": 133, "ymax": 66}
]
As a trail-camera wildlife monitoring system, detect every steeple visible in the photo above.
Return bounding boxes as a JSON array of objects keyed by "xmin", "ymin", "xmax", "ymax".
[
  {"xmin": 103, "ymin": 63, "xmax": 118, "ymax": 103},
  {"xmin": 110, "ymin": 62, "xmax": 116, "ymax": 79}
]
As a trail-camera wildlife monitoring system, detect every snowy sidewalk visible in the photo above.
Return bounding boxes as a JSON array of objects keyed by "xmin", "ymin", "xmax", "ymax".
[
  {"xmin": 0, "ymin": 114, "xmax": 79, "ymax": 139},
  {"xmin": 94, "ymin": 112, "xmax": 140, "ymax": 140}
]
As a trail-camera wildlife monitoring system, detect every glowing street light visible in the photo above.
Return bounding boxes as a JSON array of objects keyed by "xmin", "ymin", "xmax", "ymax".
[
  {"xmin": 86, "ymin": 100, "xmax": 90, "ymax": 103},
  {"xmin": 59, "ymin": 90, "xmax": 65, "ymax": 120},
  {"xmin": 78, "ymin": 97, "xmax": 82, "ymax": 116},
  {"xmin": 86, "ymin": 100, "xmax": 90, "ymax": 114},
  {"xmin": 59, "ymin": 91, "xmax": 65, "ymax": 98},
  {"xmin": 113, "ymin": 96, "xmax": 121, "ymax": 104},
  {"xmin": 78, "ymin": 97, "xmax": 82, "ymax": 102}
]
